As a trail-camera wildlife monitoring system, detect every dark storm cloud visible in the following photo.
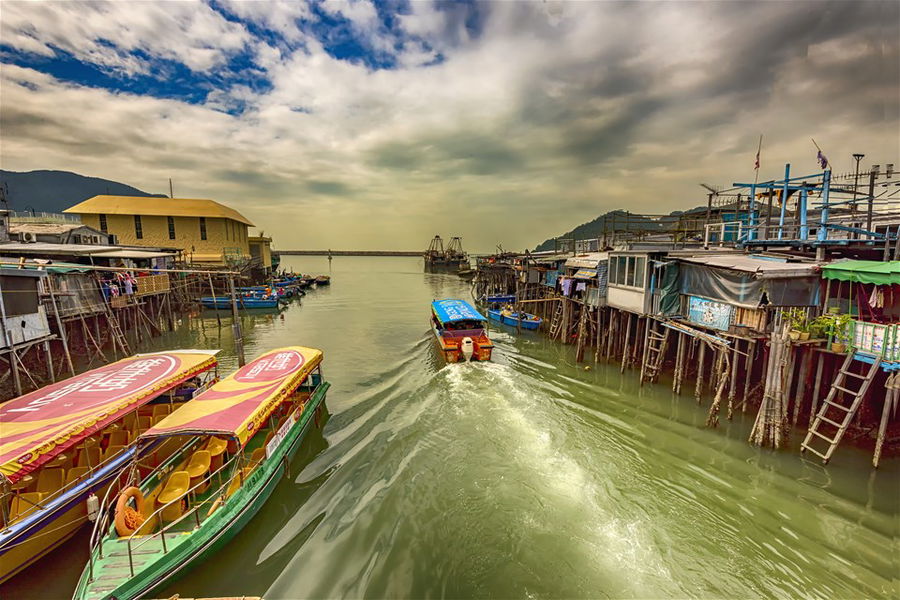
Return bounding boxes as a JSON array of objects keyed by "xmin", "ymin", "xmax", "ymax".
[
  {"xmin": 306, "ymin": 179, "xmax": 351, "ymax": 195},
  {"xmin": 369, "ymin": 130, "xmax": 526, "ymax": 176}
]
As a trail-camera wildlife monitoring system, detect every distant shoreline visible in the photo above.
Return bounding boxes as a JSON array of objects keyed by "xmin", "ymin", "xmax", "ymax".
[{"xmin": 277, "ymin": 250, "xmax": 421, "ymax": 256}]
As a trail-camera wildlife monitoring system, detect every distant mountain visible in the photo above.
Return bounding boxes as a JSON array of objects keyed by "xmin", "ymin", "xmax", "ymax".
[
  {"xmin": 534, "ymin": 210, "xmax": 663, "ymax": 252},
  {"xmin": 0, "ymin": 170, "xmax": 166, "ymax": 214}
]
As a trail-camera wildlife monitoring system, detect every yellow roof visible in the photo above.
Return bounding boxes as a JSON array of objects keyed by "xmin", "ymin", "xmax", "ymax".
[{"xmin": 64, "ymin": 195, "xmax": 254, "ymax": 226}]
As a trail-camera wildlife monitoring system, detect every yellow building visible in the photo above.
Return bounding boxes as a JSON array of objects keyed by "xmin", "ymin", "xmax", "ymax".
[
  {"xmin": 64, "ymin": 195, "xmax": 254, "ymax": 266},
  {"xmin": 248, "ymin": 234, "xmax": 274, "ymax": 274}
]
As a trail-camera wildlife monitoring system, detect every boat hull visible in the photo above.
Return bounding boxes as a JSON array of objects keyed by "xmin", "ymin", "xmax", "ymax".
[
  {"xmin": 431, "ymin": 324, "xmax": 493, "ymax": 363},
  {"xmin": 199, "ymin": 297, "xmax": 280, "ymax": 309},
  {"xmin": 487, "ymin": 310, "xmax": 542, "ymax": 330},
  {"xmin": 73, "ymin": 383, "xmax": 330, "ymax": 600}
]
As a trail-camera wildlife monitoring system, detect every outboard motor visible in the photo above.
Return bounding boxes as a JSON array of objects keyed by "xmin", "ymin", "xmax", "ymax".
[{"xmin": 461, "ymin": 337, "xmax": 475, "ymax": 362}]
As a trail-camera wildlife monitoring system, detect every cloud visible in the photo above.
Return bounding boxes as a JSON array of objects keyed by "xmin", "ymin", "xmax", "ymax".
[{"xmin": 1, "ymin": 0, "xmax": 897, "ymax": 251}]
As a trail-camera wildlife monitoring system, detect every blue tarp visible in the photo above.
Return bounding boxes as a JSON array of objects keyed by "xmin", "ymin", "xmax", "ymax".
[{"xmin": 432, "ymin": 299, "xmax": 486, "ymax": 324}]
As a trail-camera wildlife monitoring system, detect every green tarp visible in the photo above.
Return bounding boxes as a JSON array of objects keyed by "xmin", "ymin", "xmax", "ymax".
[{"xmin": 821, "ymin": 261, "xmax": 900, "ymax": 286}]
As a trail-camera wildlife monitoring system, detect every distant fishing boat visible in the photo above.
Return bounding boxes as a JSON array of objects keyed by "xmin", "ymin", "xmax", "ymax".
[
  {"xmin": 314, "ymin": 275, "xmax": 331, "ymax": 285},
  {"xmin": 74, "ymin": 347, "xmax": 329, "ymax": 600},
  {"xmin": 0, "ymin": 350, "xmax": 219, "ymax": 584},
  {"xmin": 487, "ymin": 308, "xmax": 543, "ymax": 330},
  {"xmin": 199, "ymin": 296, "xmax": 280, "ymax": 309},
  {"xmin": 431, "ymin": 299, "xmax": 493, "ymax": 362}
]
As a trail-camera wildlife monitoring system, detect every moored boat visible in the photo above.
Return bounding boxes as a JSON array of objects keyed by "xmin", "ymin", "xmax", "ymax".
[
  {"xmin": 0, "ymin": 350, "xmax": 219, "ymax": 584},
  {"xmin": 73, "ymin": 346, "xmax": 329, "ymax": 600},
  {"xmin": 431, "ymin": 299, "xmax": 493, "ymax": 362},
  {"xmin": 487, "ymin": 307, "xmax": 543, "ymax": 330},
  {"xmin": 314, "ymin": 275, "xmax": 331, "ymax": 285},
  {"xmin": 199, "ymin": 296, "xmax": 280, "ymax": 309}
]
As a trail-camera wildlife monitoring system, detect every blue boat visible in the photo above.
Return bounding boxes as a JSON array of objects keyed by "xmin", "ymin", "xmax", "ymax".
[
  {"xmin": 487, "ymin": 309, "xmax": 543, "ymax": 330},
  {"xmin": 483, "ymin": 294, "xmax": 516, "ymax": 304},
  {"xmin": 200, "ymin": 296, "xmax": 280, "ymax": 309}
]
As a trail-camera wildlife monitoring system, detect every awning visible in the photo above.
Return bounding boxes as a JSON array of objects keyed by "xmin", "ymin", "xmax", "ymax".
[
  {"xmin": 431, "ymin": 299, "xmax": 486, "ymax": 324},
  {"xmin": 565, "ymin": 252, "xmax": 608, "ymax": 269},
  {"xmin": 142, "ymin": 347, "xmax": 322, "ymax": 448},
  {"xmin": 573, "ymin": 269, "xmax": 598, "ymax": 279},
  {"xmin": 88, "ymin": 249, "xmax": 176, "ymax": 259},
  {"xmin": 821, "ymin": 260, "xmax": 900, "ymax": 286},
  {"xmin": 0, "ymin": 350, "xmax": 219, "ymax": 484},
  {"xmin": 676, "ymin": 254, "xmax": 818, "ymax": 278}
]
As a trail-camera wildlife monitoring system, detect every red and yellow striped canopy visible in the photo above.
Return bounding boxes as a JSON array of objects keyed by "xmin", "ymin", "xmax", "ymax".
[
  {"xmin": 143, "ymin": 347, "xmax": 322, "ymax": 448},
  {"xmin": 0, "ymin": 350, "xmax": 218, "ymax": 484}
]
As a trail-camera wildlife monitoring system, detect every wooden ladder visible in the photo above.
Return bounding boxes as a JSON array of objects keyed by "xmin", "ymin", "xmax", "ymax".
[
  {"xmin": 548, "ymin": 300, "xmax": 564, "ymax": 340},
  {"xmin": 640, "ymin": 322, "xmax": 670, "ymax": 386},
  {"xmin": 801, "ymin": 354, "xmax": 881, "ymax": 464},
  {"xmin": 105, "ymin": 307, "xmax": 131, "ymax": 356}
]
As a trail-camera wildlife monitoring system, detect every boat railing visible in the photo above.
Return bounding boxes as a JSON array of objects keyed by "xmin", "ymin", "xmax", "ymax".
[{"xmin": 1, "ymin": 441, "xmax": 140, "ymax": 530}]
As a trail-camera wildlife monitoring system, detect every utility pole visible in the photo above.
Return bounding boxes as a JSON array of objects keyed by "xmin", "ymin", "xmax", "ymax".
[
  {"xmin": 866, "ymin": 169, "xmax": 876, "ymax": 239},
  {"xmin": 227, "ymin": 275, "xmax": 245, "ymax": 366},
  {"xmin": 169, "ymin": 178, "xmax": 174, "ymax": 199},
  {"xmin": 851, "ymin": 153, "xmax": 864, "ymax": 239}
]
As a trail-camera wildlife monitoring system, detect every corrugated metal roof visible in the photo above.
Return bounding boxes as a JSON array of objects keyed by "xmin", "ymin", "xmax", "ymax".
[
  {"xmin": 88, "ymin": 249, "xmax": 176, "ymax": 259},
  {"xmin": 64, "ymin": 195, "xmax": 254, "ymax": 226},
  {"xmin": 565, "ymin": 252, "xmax": 608, "ymax": 269},
  {"xmin": 676, "ymin": 254, "xmax": 818, "ymax": 277},
  {"xmin": 9, "ymin": 223, "xmax": 84, "ymax": 234}
]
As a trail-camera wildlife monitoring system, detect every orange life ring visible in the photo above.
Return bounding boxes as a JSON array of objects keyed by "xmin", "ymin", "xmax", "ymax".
[{"xmin": 115, "ymin": 487, "xmax": 146, "ymax": 537}]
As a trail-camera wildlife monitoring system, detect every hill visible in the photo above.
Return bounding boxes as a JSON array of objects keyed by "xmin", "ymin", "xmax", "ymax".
[
  {"xmin": 534, "ymin": 210, "xmax": 663, "ymax": 252},
  {"xmin": 0, "ymin": 170, "xmax": 166, "ymax": 214}
]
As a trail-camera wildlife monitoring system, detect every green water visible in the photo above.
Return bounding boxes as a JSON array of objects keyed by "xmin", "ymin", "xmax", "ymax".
[{"xmin": 5, "ymin": 257, "xmax": 898, "ymax": 599}]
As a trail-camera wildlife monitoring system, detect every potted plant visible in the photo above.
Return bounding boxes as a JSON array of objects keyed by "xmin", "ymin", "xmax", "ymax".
[
  {"xmin": 786, "ymin": 308, "xmax": 808, "ymax": 341},
  {"xmin": 808, "ymin": 315, "xmax": 830, "ymax": 341},
  {"xmin": 820, "ymin": 313, "xmax": 853, "ymax": 353}
]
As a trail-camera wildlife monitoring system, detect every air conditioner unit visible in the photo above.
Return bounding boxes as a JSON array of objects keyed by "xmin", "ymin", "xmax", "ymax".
[{"xmin": 20, "ymin": 232, "xmax": 37, "ymax": 243}]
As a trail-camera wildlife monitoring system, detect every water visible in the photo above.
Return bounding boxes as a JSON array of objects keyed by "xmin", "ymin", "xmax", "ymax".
[{"xmin": 5, "ymin": 257, "xmax": 897, "ymax": 599}]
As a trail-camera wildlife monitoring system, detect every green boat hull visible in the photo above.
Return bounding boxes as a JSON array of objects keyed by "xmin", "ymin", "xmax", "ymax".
[{"xmin": 74, "ymin": 382, "xmax": 330, "ymax": 600}]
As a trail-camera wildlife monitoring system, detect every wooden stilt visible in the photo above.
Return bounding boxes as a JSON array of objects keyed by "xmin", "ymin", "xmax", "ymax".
[
  {"xmin": 727, "ymin": 342, "xmax": 739, "ymax": 419},
  {"xmin": 741, "ymin": 341, "xmax": 755, "ymax": 412},
  {"xmin": 873, "ymin": 374, "xmax": 897, "ymax": 468},
  {"xmin": 695, "ymin": 341, "xmax": 707, "ymax": 403},
  {"xmin": 620, "ymin": 313, "xmax": 632, "ymax": 373},
  {"xmin": 809, "ymin": 351, "xmax": 825, "ymax": 427}
]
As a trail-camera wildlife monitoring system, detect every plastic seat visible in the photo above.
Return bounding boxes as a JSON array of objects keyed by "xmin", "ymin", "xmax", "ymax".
[
  {"xmin": 205, "ymin": 437, "xmax": 228, "ymax": 471},
  {"xmin": 9, "ymin": 492, "xmax": 45, "ymax": 521},
  {"xmin": 106, "ymin": 429, "xmax": 130, "ymax": 448},
  {"xmin": 36, "ymin": 468, "xmax": 65, "ymax": 495},
  {"xmin": 248, "ymin": 447, "xmax": 266, "ymax": 468},
  {"xmin": 66, "ymin": 466, "xmax": 90, "ymax": 485},
  {"xmin": 76, "ymin": 446, "xmax": 102, "ymax": 468},
  {"xmin": 135, "ymin": 416, "xmax": 152, "ymax": 434},
  {"xmin": 122, "ymin": 411, "xmax": 138, "ymax": 431},
  {"xmin": 157, "ymin": 471, "xmax": 190, "ymax": 522},
  {"xmin": 151, "ymin": 404, "xmax": 172, "ymax": 421},
  {"xmin": 186, "ymin": 450, "xmax": 211, "ymax": 493},
  {"xmin": 102, "ymin": 444, "xmax": 126, "ymax": 463}
]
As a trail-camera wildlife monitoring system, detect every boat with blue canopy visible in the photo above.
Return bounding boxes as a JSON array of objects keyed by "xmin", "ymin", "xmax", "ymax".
[
  {"xmin": 430, "ymin": 299, "xmax": 493, "ymax": 362},
  {"xmin": 200, "ymin": 296, "xmax": 281, "ymax": 310}
]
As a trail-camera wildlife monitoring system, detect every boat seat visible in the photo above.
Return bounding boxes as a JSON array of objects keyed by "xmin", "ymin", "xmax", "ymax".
[
  {"xmin": 135, "ymin": 416, "xmax": 152, "ymax": 434},
  {"xmin": 248, "ymin": 447, "xmax": 266, "ymax": 469},
  {"xmin": 152, "ymin": 404, "xmax": 172, "ymax": 418},
  {"xmin": 150, "ymin": 414, "xmax": 167, "ymax": 427},
  {"xmin": 102, "ymin": 444, "xmax": 126, "ymax": 463},
  {"xmin": 9, "ymin": 492, "xmax": 45, "ymax": 521},
  {"xmin": 157, "ymin": 471, "xmax": 190, "ymax": 523},
  {"xmin": 106, "ymin": 429, "xmax": 130, "ymax": 448},
  {"xmin": 36, "ymin": 468, "xmax": 65, "ymax": 495},
  {"xmin": 66, "ymin": 466, "xmax": 90, "ymax": 485},
  {"xmin": 186, "ymin": 450, "xmax": 211, "ymax": 493},
  {"xmin": 205, "ymin": 437, "xmax": 228, "ymax": 471},
  {"xmin": 122, "ymin": 411, "xmax": 139, "ymax": 430},
  {"xmin": 76, "ymin": 446, "xmax": 102, "ymax": 469}
]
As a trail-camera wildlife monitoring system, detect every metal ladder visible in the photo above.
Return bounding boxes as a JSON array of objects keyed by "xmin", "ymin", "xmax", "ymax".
[
  {"xmin": 801, "ymin": 354, "xmax": 881, "ymax": 464},
  {"xmin": 548, "ymin": 300, "xmax": 564, "ymax": 339},
  {"xmin": 640, "ymin": 322, "xmax": 670, "ymax": 385}
]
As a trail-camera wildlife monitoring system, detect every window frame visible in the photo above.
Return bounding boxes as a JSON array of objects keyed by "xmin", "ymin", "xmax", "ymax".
[
  {"xmin": 199, "ymin": 217, "xmax": 207, "ymax": 241},
  {"xmin": 134, "ymin": 215, "xmax": 143, "ymax": 240},
  {"xmin": 167, "ymin": 216, "xmax": 176, "ymax": 240},
  {"xmin": 99, "ymin": 214, "xmax": 108, "ymax": 233}
]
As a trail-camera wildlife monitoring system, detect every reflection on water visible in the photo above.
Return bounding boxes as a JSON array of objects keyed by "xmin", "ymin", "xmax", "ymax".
[{"xmin": 4, "ymin": 257, "xmax": 896, "ymax": 600}]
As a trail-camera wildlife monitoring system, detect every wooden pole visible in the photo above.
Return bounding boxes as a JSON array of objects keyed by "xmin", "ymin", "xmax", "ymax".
[
  {"xmin": 228, "ymin": 275, "xmax": 246, "ymax": 366},
  {"xmin": 809, "ymin": 352, "xmax": 825, "ymax": 427},
  {"xmin": 43, "ymin": 340, "xmax": 55, "ymax": 383},
  {"xmin": 695, "ymin": 341, "xmax": 707, "ymax": 403},
  {"xmin": 620, "ymin": 313, "xmax": 632, "ymax": 373},
  {"xmin": 727, "ymin": 342, "xmax": 739, "ymax": 419},
  {"xmin": 208, "ymin": 274, "xmax": 222, "ymax": 327},
  {"xmin": 47, "ymin": 282, "xmax": 76, "ymax": 376}
]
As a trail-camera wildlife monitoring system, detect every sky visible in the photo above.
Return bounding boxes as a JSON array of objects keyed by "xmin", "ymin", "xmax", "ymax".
[{"xmin": 1, "ymin": 0, "xmax": 898, "ymax": 252}]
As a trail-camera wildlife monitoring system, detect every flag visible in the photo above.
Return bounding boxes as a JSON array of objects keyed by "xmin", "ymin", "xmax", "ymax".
[{"xmin": 817, "ymin": 150, "xmax": 828, "ymax": 169}]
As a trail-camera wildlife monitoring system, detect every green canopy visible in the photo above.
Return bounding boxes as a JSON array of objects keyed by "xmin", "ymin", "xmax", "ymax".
[{"xmin": 821, "ymin": 260, "xmax": 900, "ymax": 286}]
